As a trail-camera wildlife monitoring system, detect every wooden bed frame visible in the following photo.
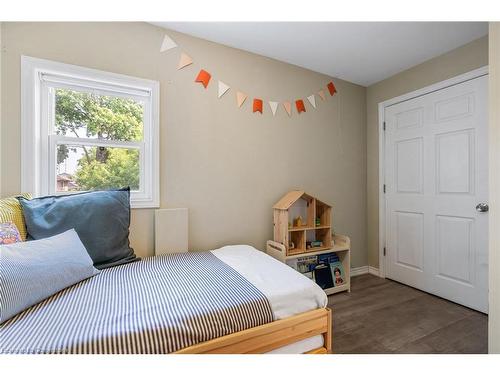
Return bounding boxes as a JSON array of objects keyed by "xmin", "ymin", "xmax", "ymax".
[
  {"xmin": 175, "ymin": 307, "xmax": 332, "ymax": 354},
  {"xmin": 154, "ymin": 211, "xmax": 332, "ymax": 354}
]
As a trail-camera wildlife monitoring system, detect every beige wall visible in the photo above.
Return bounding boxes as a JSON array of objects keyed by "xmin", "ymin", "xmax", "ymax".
[
  {"xmin": 0, "ymin": 22, "xmax": 367, "ymax": 267},
  {"xmin": 366, "ymin": 36, "xmax": 489, "ymax": 268},
  {"xmin": 489, "ymin": 22, "xmax": 500, "ymax": 354}
]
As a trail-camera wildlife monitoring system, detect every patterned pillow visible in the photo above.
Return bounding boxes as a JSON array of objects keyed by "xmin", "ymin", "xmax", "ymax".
[
  {"xmin": 0, "ymin": 193, "xmax": 32, "ymax": 241},
  {"xmin": 0, "ymin": 222, "xmax": 22, "ymax": 245}
]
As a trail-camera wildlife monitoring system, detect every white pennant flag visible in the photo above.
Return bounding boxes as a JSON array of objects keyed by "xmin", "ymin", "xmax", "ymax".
[
  {"xmin": 307, "ymin": 94, "xmax": 316, "ymax": 109},
  {"xmin": 160, "ymin": 34, "xmax": 177, "ymax": 52},
  {"xmin": 269, "ymin": 101, "xmax": 278, "ymax": 116},
  {"xmin": 218, "ymin": 81, "xmax": 230, "ymax": 98}
]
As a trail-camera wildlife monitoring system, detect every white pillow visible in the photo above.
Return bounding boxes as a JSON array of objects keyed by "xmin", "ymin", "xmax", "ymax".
[{"xmin": 0, "ymin": 229, "xmax": 99, "ymax": 323}]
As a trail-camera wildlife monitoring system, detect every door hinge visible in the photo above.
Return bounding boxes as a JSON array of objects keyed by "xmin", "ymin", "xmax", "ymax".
[
  {"xmin": 383, "ymin": 184, "xmax": 386, "ymax": 193},
  {"xmin": 383, "ymin": 121, "xmax": 386, "ymax": 131},
  {"xmin": 383, "ymin": 247, "xmax": 386, "ymax": 256}
]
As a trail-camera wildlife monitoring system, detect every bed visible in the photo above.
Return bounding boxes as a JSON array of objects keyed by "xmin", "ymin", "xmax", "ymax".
[{"xmin": 0, "ymin": 245, "xmax": 331, "ymax": 354}]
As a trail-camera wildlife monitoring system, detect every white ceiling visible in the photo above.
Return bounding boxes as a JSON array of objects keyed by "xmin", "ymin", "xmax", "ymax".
[{"xmin": 151, "ymin": 22, "xmax": 488, "ymax": 86}]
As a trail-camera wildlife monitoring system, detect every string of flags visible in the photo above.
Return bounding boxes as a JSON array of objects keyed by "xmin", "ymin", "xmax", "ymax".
[{"xmin": 160, "ymin": 33, "xmax": 337, "ymax": 117}]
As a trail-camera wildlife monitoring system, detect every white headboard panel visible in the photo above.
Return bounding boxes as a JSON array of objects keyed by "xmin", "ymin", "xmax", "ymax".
[{"xmin": 154, "ymin": 208, "xmax": 188, "ymax": 255}]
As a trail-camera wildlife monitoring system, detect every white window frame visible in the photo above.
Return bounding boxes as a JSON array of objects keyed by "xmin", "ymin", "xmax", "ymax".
[{"xmin": 21, "ymin": 56, "xmax": 160, "ymax": 208}]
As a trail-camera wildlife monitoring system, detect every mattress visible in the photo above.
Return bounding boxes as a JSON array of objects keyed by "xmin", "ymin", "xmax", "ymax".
[
  {"xmin": 1, "ymin": 245, "xmax": 328, "ymax": 354},
  {"xmin": 212, "ymin": 245, "xmax": 328, "ymax": 354},
  {"xmin": 212, "ymin": 245, "xmax": 328, "ymax": 320}
]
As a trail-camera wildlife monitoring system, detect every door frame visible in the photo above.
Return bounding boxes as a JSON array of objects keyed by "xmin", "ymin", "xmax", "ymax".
[{"xmin": 377, "ymin": 66, "xmax": 489, "ymax": 278}]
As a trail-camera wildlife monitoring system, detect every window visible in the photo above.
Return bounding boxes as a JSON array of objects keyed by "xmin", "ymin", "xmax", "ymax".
[{"xmin": 21, "ymin": 56, "xmax": 159, "ymax": 208}]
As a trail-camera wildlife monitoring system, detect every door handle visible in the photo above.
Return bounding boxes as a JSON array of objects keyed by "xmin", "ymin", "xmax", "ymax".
[{"xmin": 476, "ymin": 203, "xmax": 489, "ymax": 213}]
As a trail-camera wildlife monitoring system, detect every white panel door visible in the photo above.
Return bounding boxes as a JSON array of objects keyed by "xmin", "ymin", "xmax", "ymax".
[{"xmin": 385, "ymin": 75, "xmax": 488, "ymax": 313}]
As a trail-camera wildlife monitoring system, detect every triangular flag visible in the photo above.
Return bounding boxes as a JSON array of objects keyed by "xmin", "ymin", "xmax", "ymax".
[
  {"xmin": 318, "ymin": 90, "xmax": 326, "ymax": 101},
  {"xmin": 307, "ymin": 94, "xmax": 316, "ymax": 109},
  {"xmin": 327, "ymin": 81, "xmax": 337, "ymax": 96},
  {"xmin": 195, "ymin": 69, "xmax": 211, "ymax": 88},
  {"xmin": 296, "ymin": 99, "xmax": 306, "ymax": 114},
  {"xmin": 177, "ymin": 53, "xmax": 193, "ymax": 70},
  {"xmin": 160, "ymin": 34, "xmax": 177, "ymax": 52},
  {"xmin": 236, "ymin": 91, "xmax": 247, "ymax": 108},
  {"xmin": 283, "ymin": 101, "xmax": 292, "ymax": 116},
  {"xmin": 218, "ymin": 81, "xmax": 230, "ymax": 98},
  {"xmin": 269, "ymin": 101, "xmax": 278, "ymax": 116}
]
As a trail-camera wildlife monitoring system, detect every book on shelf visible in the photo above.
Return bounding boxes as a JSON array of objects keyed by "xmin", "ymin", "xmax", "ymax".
[
  {"xmin": 286, "ymin": 255, "xmax": 317, "ymax": 273},
  {"xmin": 330, "ymin": 261, "xmax": 346, "ymax": 286},
  {"xmin": 318, "ymin": 252, "xmax": 339, "ymax": 264},
  {"xmin": 312, "ymin": 263, "xmax": 334, "ymax": 289},
  {"xmin": 287, "ymin": 251, "xmax": 345, "ymax": 291}
]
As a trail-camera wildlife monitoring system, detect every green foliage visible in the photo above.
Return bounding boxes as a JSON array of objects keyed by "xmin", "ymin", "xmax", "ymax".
[
  {"xmin": 55, "ymin": 89, "xmax": 143, "ymax": 191},
  {"xmin": 75, "ymin": 148, "xmax": 140, "ymax": 191},
  {"xmin": 55, "ymin": 89, "xmax": 143, "ymax": 142}
]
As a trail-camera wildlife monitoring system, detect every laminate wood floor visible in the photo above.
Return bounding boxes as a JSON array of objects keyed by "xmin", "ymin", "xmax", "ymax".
[{"xmin": 328, "ymin": 274, "xmax": 488, "ymax": 353}]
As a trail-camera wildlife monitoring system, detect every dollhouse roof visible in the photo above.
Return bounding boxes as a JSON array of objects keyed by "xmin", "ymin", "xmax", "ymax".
[{"xmin": 273, "ymin": 190, "xmax": 331, "ymax": 210}]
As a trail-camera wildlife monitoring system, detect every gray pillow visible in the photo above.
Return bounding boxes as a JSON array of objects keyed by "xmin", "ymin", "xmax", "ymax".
[
  {"xmin": 0, "ymin": 229, "xmax": 99, "ymax": 324},
  {"xmin": 19, "ymin": 188, "xmax": 138, "ymax": 269}
]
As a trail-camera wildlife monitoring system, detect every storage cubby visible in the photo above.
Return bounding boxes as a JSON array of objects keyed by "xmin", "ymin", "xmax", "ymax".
[
  {"xmin": 289, "ymin": 230, "xmax": 306, "ymax": 255},
  {"xmin": 306, "ymin": 228, "xmax": 332, "ymax": 252},
  {"xmin": 315, "ymin": 200, "xmax": 331, "ymax": 227}
]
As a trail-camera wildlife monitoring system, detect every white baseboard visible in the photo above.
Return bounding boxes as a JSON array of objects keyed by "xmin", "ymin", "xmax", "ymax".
[
  {"xmin": 368, "ymin": 266, "xmax": 380, "ymax": 277},
  {"xmin": 350, "ymin": 266, "xmax": 368, "ymax": 276},
  {"xmin": 351, "ymin": 265, "xmax": 380, "ymax": 277}
]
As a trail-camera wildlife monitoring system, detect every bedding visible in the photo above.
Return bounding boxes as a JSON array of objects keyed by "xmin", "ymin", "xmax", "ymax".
[
  {"xmin": 0, "ymin": 229, "xmax": 99, "ymax": 324},
  {"xmin": 0, "ymin": 245, "xmax": 327, "ymax": 354},
  {"xmin": 18, "ymin": 188, "xmax": 137, "ymax": 269}
]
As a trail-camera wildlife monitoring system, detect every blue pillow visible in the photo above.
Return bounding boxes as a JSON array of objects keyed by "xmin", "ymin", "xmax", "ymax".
[
  {"xmin": 19, "ymin": 188, "xmax": 138, "ymax": 269},
  {"xmin": 0, "ymin": 229, "xmax": 100, "ymax": 324}
]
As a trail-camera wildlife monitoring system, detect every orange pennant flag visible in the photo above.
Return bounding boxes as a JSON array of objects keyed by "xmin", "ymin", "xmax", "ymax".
[
  {"xmin": 296, "ymin": 99, "xmax": 306, "ymax": 114},
  {"xmin": 318, "ymin": 90, "xmax": 326, "ymax": 101},
  {"xmin": 327, "ymin": 81, "xmax": 337, "ymax": 96},
  {"xmin": 253, "ymin": 98, "xmax": 263, "ymax": 114},
  {"xmin": 283, "ymin": 101, "xmax": 292, "ymax": 116},
  {"xmin": 195, "ymin": 69, "xmax": 211, "ymax": 88}
]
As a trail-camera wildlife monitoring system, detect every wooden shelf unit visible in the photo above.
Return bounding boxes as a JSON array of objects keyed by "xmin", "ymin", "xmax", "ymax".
[
  {"xmin": 270, "ymin": 191, "xmax": 350, "ymax": 295},
  {"xmin": 266, "ymin": 235, "xmax": 351, "ymax": 295}
]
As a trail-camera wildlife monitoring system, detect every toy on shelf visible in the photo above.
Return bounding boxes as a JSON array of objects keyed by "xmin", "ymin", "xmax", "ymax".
[{"xmin": 293, "ymin": 216, "xmax": 303, "ymax": 228}]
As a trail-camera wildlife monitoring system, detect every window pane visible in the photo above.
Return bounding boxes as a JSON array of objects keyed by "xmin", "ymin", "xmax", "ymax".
[
  {"xmin": 56, "ymin": 144, "xmax": 140, "ymax": 192},
  {"xmin": 54, "ymin": 88, "xmax": 144, "ymax": 141}
]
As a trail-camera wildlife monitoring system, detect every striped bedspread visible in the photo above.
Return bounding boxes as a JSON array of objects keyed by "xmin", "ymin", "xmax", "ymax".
[{"xmin": 0, "ymin": 252, "xmax": 274, "ymax": 354}]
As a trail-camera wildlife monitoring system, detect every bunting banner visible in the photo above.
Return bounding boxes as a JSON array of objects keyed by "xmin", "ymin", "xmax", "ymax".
[
  {"xmin": 160, "ymin": 34, "xmax": 177, "ymax": 52},
  {"xmin": 236, "ymin": 91, "xmax": 247, "ymax": 107},
  {"xmin": 307, "ymin": 94, "xmax": 316, "ymax": 109},
  {"xmin": 178, "ymin": 52, "xmax": 193, "ymax": 70},
  {"xmin": 253, "ymin": 98, "xmax": 263, "ymax": 114},
  {"xmin": 327, "ymin": 81, "xmax": 337, "ymax": 96},
  {"xmin": 160, "ymin": 33, "xmax": 338, "ymax": 119},
  {"xmin": 195, "ymin": 69, "xmax": 211, "ymax": 88},
  {"xmin": 283, "ymin": 101, "xmax": 292, "ymax": 116},
  {"xmin": 296, "ymin": 99, "xmax": 306, "ymax": 114},
  {"xmin": 269, "ymin": 101, "xmax": 278, "ymax": 116},
  {"xmin": 218, "ymin": 81, "xmax": 230, "ymax": 98}
]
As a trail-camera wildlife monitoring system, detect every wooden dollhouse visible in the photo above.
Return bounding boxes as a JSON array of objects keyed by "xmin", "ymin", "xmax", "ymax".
[
  {"xmin": 267, "ymin": 190, "xmax": 351, "ymax": 295},
  {"xmin": 272, "ymin": 190, "xmax": 332, "ymax": 254}
]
